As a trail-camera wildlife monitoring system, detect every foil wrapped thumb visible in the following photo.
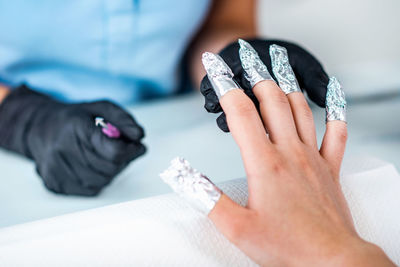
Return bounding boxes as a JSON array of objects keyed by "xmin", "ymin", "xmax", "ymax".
[{"xmin": 160, "ymin": 157, "xmax": 222, "ymax": 215}]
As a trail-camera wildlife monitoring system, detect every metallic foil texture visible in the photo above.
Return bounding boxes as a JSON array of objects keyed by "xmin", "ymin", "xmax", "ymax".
[
  {"xmin": 160, "ymin": 157, "xmax": 222, "ymax": 214},
  {"xmin": 238, "ymin": 39, "xmax": 274, "ymax": 87},
  {"xmin": 202, "ymin": 52, "xmax": 241, "ymax": 98},
  {"xmin": 270, "ymin": 44, "xmax": 301, "ymax": 94},
  {"xmin": 326, "ymin": 77, "xmax": 347, "ymax": 122}
]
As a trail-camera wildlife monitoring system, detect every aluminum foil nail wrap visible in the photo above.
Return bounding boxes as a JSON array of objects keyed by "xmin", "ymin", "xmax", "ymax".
[
  {"xmin": 202, "ymin": 52, "xmax": 241, "ymax": 98},
  {"xmin": 238, "ymin": 39, "xmax": 274, "ymax": 87},
  {"xmin": 326, "ymin": 77, "xmax": 347, "ymax": 122},
  {"xmin": 160, "ymin": 157, "xmax": 222, "ymax": 214},
  {"xmin": 270, "ymin": 44, "xmax": 301, "ymax": 94}
]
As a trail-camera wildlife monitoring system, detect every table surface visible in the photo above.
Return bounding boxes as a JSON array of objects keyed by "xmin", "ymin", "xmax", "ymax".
[{"xmin": 1, "ymin": 92, "xmax": 400, "ymax": 228}]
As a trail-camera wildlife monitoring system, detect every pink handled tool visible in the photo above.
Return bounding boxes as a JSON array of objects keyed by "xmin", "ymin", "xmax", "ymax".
[{"xmin": 95, "ymin": 117, "xmax": 121, "ymax": 138}]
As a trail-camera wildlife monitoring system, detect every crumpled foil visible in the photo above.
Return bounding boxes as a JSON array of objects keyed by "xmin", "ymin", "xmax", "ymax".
[
  {"xmin": 326, "ymin": 77, "xmax": 347, "ymax": 122},
  {"xmin": 160, "ymin": 157, "xmax": 222, "ymax": 214},
  {"xmin": 238, "ymin": 39, "xmax": 274, "ymax": 87},
  {"xmin": 270, "ymin": 44, "xmax": 301, "ymax": 94},
  {"xmin": 202, "ymin": 52, "xmax": 241, "ymax": 98}
]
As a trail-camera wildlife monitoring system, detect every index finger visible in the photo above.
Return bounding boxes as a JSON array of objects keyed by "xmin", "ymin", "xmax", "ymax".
[
  {"xmin": 220, "ymin": 89, "xmax": 272, "ymax": 169},
  {"xmin": 202, "ymin": 52, "xmax": 272, "ymax": 176}
]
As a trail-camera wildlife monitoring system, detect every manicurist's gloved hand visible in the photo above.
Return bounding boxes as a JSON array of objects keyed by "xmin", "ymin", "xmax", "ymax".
[
  {"xmin": 0, "ymin": 85, "xmax": 146, "ymax": 196},
  {"xmin": 200, "ymin": 39, "xmax": 330, "ymax": 132}
]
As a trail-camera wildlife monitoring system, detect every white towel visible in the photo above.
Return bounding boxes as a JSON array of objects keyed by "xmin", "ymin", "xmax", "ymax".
[{"xmin": 0, "ymin": 157, "xmax": 399, "ymax": 266}]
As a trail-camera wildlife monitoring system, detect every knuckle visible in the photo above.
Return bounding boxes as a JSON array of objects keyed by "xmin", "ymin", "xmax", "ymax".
[
  {"xmin": 328, "ymin": 122, "xmax": 348, "ymax": 144},
  {"xmin": 292, "ymin": 140, "xmax": 306, "ymax": 154},
  {"xmin": 298, "ymin": 155, "xmax": 314, "ymax": 175},
  {"xmin": 226, "ymin": 96, "xmax": 255, "ymax": 117},
  {"xmin": 96, "ymin": 100, "xmax": 114, "ymax": 106},
  {"xmin": 337, "ymin": 128, "xmax": 348, "ymax": 144},
  {"xmin": 267, "ymin": 156, "xmax": 287, "ymax": 176},
  {"xmin": 227, "ymin": 218, "xmax": 249, "ymax": 243},
  {"xmin": 268, "ymin": 88, "xmax": 289, "ymax": 106},
  {"xmin": 292, "ymin": 143, "xmax": 312, "ymax": 165},
  {"xmin": 94, "ymin": 100, "xmax": 122, "ymax": 111},
  {"xmin": 62, "ymin": 108, "xmax": 89, "ymax": 126},
  {"xmin": 298, "ymin": 102, "xmax": 314, "ymax": 121},
  {"xmin": 270, "ymin": 161, "xmax": 285, "ymax": 176},
  {"xmin": 47, "ymin": 143, "xmax": 66, "ymax": 159},
  {"xmin": 227, "ymin": 211, "xmax": 259, "ymax": 244}
]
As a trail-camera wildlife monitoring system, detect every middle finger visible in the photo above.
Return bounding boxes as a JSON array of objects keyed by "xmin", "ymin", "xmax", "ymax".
[
  {"xmin": 253, "ymin": 81, "xmax": 299, "ymax": 144},
  {"xmin": 202, "ymin": 52, "xmax": 273, "ymax": 174},
  {"xmin": 238, "ymin": 40, "xmax": 299, "ymax": 144}
]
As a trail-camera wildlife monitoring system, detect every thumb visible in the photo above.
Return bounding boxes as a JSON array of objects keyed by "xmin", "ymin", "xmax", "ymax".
[
  {"xmin": 209, "ymin": 194, "xmax": 251, "ymax": 245},
  {"xmin": 160, "ymin": 157, "xmax": 249, "ymax": 244}
]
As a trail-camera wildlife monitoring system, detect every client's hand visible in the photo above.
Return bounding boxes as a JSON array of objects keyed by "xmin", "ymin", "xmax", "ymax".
[
  {"xmin": 199, "ymin": 44, "xmax": 394, "ymax": 266},
  {"xmin": 209, "ymin": 86, "xmax": 392, "ymax": 266},
  {"xmin": 161, "ymin": 41, "xmax": 394, "ymax": 266}
]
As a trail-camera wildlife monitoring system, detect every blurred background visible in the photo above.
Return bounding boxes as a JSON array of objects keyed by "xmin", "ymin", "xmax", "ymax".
[
  {"xmin": 0, "ymin": 0, "xmax": 399, "ymax": 228},
  {"xmin": 259, "ymin": 0, "xmax": 400, "ymax": 98}
]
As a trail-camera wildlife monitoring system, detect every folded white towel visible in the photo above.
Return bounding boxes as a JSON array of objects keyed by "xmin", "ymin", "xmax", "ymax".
[{"xmin": 0, "ymin": 157, "xmax": 399, "ymax": 266}]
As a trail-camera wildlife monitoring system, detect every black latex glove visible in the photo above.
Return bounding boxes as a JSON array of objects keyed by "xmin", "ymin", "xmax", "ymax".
[
  {"xmin": 0, "ymin": 85, "xmax": 146, "ymax": 196},
  {"xmin": 200, "ymin": 39, "xmax": 329, "ymax": 132}
]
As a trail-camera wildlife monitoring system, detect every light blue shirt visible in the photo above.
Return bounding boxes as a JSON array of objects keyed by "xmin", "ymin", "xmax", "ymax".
[{"xmin": 0, "ymin": 0, "xmax": 211, "ymax": 105}]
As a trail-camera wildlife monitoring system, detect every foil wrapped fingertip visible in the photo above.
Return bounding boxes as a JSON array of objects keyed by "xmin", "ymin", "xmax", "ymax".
[
  {"xmin": 201, "ymin": 52, "xmax": 240, "ymax": 98},
  {"xmin": 269, "ymin": 44, "xmax": 301, "ymax": 94},
  {"xmin": 238, "ymin": 39, "xmax": 273, "ymax": 87},
  {"xmin": 326, "ymin": 77, "xmax": 347, "ymax": 123},
  {"xmin": 160, "ymin": 157, "xmax": 222, "ymax": 214}
]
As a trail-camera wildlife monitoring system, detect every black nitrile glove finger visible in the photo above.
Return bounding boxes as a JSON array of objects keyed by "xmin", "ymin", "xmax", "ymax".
[
  {"xmin": 88, "ymin": 126, "xmax": 146, "ymax": 164},
  {"xmin": 216, "ymin": 113, "xmax": 229, "ymax": 133},
  {"xmin": 0, "ymin": 85, "xmax": 146, "ymax": 196},
  {"xmin": 200, "ymin": 38, "xmax": 329, "ymax": 132},
  {"xmin": 75, "ymin": 105, "xmax": 146, "ymax": 164},
  {"xmin": 201, "ymin": 75, "xmax": 222, "ymax": 113}
]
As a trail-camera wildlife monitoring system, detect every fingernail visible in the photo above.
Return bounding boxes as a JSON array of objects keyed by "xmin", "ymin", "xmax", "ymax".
[
  {"xmin": 326, "ymin": 77, "xmax": 347, "ymax": 123},
  {"xmin": 269, "ymin": 44, "xmax": 301, "ymax": 94},
  {"xmin": 160, "ymin": 157, "xmax": 222, "ymax": 214},
  {"xmin": 202, "ymin": 52, "xmax": 241, "ymax": 99},
  {"xmin": 238, "ymin": 39, "xmax": 274, "ymax": 87}
]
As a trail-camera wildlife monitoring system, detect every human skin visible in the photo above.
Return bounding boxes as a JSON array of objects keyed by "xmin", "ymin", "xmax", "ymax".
[
  {"xmin": 0, "ymin": 85, "xmax": 9, "ymax": 104},
  {"xmin": 207, "ymin": 81, "xmax": 395, "ymax": 266},
  {"xmin": 188, "ymin": 0, "xmax": 256, "ymax": 87}
]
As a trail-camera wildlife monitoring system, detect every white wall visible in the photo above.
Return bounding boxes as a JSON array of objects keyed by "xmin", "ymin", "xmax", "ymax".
[{"xmin": 258, "ymin": 0, "xmax": 400, "ymax": 97}]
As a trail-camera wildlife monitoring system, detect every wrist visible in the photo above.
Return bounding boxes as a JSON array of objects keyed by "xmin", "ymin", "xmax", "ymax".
[
  {"xmin": 326, "ymin": 237, "xmax": 395, "ymax": 267},
  {"xmin": 343, "ymin": 241, "xmax": 394, "ymax": 267}
]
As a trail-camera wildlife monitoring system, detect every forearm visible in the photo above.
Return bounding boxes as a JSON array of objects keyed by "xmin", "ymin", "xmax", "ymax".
[
  {"xmin": 0, "ymin": 84, "xmax": 10, "ymax": 104},
  {"xmin": 188, "ymin": 0, "xmax": 257, "ymax": 88},
  {"xmin": 189, "ymin": 27, "xmax": 256, "ymax": 87}
]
